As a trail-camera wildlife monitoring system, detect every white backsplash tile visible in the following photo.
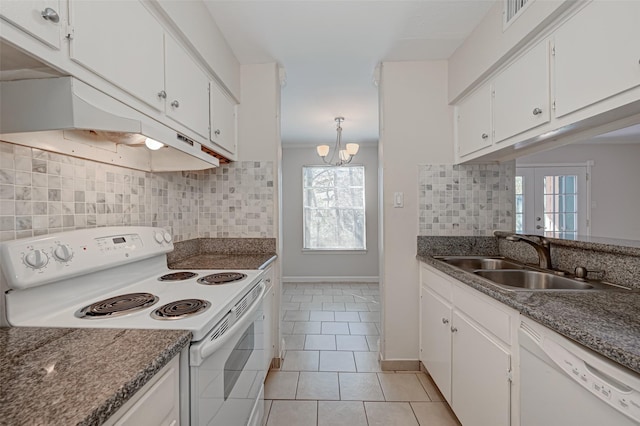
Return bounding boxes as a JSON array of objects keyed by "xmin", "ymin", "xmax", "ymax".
[{"xmin": 0, "ymin": 141, "xmax": 275, "ymax": 242}]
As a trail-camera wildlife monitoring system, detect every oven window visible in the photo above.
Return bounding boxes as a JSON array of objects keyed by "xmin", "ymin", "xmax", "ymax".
[{"xmin": 224, "ymin": 323, "xmax": 254, "ymax": 400}]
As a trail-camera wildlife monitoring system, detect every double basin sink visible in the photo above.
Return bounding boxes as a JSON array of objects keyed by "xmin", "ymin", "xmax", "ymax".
[{"xmin": 434, "ymin": 256, "xmax": 620, "ymax": 291}]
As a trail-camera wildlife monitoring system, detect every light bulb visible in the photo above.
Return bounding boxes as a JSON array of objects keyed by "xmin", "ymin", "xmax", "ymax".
[
  {"xmin": 144, "ymin": 137, "xmax": 164, "ymax": 150},
  {"xmin": 339, "ymin": 150, "xmax": 349, "ymax": 161},
  {"xmin": 346, "ymin": 143, "xmax": 359, "ymax": 156},
  {"xmin": 317, "ymin": 145, "xmax": 330, "ymax": 157}
]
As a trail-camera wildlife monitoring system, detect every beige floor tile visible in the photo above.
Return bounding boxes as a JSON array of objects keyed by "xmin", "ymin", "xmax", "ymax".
[
  {"xmin": 310, "ymin": 311, "xmax": 335, "ymax": 321},
  {"xmin": 282, "ymin": 302, "xmax": 301, "ymax": 311},
  {"xmin": 364, "ymin": 401, "xmax": 419, "ymax": 426},
  {"xmin": 349, "ymin": 322, "xmax": 379, "ymax": 335},
  {"xmin": 417, "ymin": 373, "xmax": 445, "ymax": 402},
  {"xmin": 265, "ymin": 371, "xmax": 299, "ymax": 399},
  {"xmin": 304, "ymin": 288, "xmax": 324, "ymax": 295},
  {"xmin": 312, "ymin": 295, "xmax": 334, "ymax": 303},
  {"xmin": 336, "ymin": 335, "xmax": 369, "ymax": 351},
  {"xmin": 267, "ymin": 400, "xmax": 318, "ymax": 426},
  {"xmin": 291, "ymin": 295, "xmax": 313, "ymax": 303},
  {"xmin": 299, "ymin": 302, "xmax": 325, "ymax": 311},
  {"xmin": 358, "ymin": 311, "xmax": 380, "ymax": 322},
  {"xmin": 411, "ymin": 402, "xmax": 461, "ymax": 425},
  {"xmin": 285, "ymin": 310, "xmax": 311, "ymax": 321},
  {"xmin": 263, "ymin": 400, "xmax": 272, "ymax": 426},
  {"xmin": 281, "ymin": 321, "xmax": 295, "ymax": 335},
  {"xmin": 319, "ymin": 351, "xmax": 356, "ymax": 372},
  {"xmin": 323, "ymin": 302, "xmax": 346, "ymax": 311},
  {"xmin": 296, "ymin": 372, "xmax": 340, "ymax": 400},
  {"xmin": 293, "ymin": 321, "xmax": 322, "ymax": 334},
  {"xmin": 282, "ymin": 350, "xmax": 319, "ymax": 371},
  {"xmin": 284, "ymin": 334, "xmax": 306, "ymax": 351},
  {"xmin": 338, "ymin": 372, "xmax": 385, "ymax": 401},
  {"xmin": 322, "ymin": 322, "xmax": 350, "ymax": 335},
  {"xmin": 345, "ymin": 303, "xmax": 369, "ymax": 311},
  {"xmin": 333, "ymin": 295, "xmax": 355, "ymax": 303},
  {"xmin": 334, "ymin": 312, "xmax": 360, "ymax": 322},
  {"xmin": 354, "ymin": 351, "xmax": 382, "ymax": 372},
  {"xmin": 305, "ymin": 334, "xmax": 336, "ymax": 350},
  {"xmin": 366, "ymin": 335, "xmax": 380, "ymax": 352},
  {"xmin": 378, "ymin": 373, "xmax": 431, "ymax": 402},
  {"xmin": 317, "ymin": 401, "xmax": 367, "ymax": 426}
]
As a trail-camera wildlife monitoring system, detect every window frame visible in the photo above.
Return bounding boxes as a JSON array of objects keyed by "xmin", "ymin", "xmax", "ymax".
[{"xmin": 301, "ymin": 164, "xmax": 367, "ymax": 252}]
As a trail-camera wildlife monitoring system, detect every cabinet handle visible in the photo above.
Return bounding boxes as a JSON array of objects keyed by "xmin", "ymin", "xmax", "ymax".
[
  {"xmin": 41, "ymin": 7, "xmax": 60, "ymax": 23},
  {"xmin": 441, "ymin": 318, "xmax": 449, "ymax": 324},
  {"xmin": 171, "ymin": 100, "xmax": 180, "ymax": 108},
  {"xmin": 450, "ymin": 326, "xmax": 458, "ymax": 333},
  {"xmin": 536, "ymin": 225, "xmax": 543, "ymax": 229},
  {"xmin": 214, "ymin": 129, "xmax": 221, "ymax": 136},
  {"xmin": 266, "ymin": 278, "xmax": 271, "ymax": 283},
  {"xmin": 532, "ymin": 107, "xmax": 543, "ymax": 116},
  {"xmin": 481, "ymin": 133, "xmax": 489, "ymax": 140},
  {"xmin": 157, "ymin": 90, "xmax": 167, "ymax": 99}
]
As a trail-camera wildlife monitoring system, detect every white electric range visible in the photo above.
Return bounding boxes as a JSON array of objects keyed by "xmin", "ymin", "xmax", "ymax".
[{"xmin": 0, "ymin": 226, "xmax": 266, "ymax": 426}]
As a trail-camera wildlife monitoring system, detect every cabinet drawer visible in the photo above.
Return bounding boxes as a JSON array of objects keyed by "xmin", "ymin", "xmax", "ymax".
[
  {"xmin": 420, "ymin": 264, "xmax": 452, "ymax": 301},
  {"xmin": 452, "ymin": 285, "xmax": 511, "ymax": 345}
]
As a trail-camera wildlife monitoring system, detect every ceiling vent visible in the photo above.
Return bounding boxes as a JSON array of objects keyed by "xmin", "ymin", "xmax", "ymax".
[{"xmin": 505, "ymin": 0, "xmax": 531, "ymax": 26}]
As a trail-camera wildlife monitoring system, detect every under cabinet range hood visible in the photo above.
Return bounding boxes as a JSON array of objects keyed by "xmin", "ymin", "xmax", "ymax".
[{"xmin": 0, "ymin": 77, "xmax": 219, "ymax": 171}]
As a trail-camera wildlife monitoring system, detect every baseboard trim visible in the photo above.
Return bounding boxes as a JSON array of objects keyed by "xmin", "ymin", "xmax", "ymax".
[
  {"xmin": 380, "ymin": 360, "xmax": 421, "ymax": 371},
  {"xmin": 282, "ymin": 276, "xmax": 379, "ymax": 283}
]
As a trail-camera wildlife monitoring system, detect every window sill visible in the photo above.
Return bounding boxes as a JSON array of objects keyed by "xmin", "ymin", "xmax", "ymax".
[{"xmin": 302, "ymin": 249, "xmax": 368, "ymax": 255}]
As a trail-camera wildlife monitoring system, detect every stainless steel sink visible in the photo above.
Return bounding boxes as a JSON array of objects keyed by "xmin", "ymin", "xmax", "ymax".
[
  {"xmin": 473, "ymin": 270, "xmax": 595, "ymax": 290},
  {"xmin": 436, "ymin": 256, "xmax": 525, "ymax": 271}
]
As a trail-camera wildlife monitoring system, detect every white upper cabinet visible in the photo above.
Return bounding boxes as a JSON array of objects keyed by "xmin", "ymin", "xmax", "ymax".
[
  {"xmin": 493, "ymin": 39, "xmax": 550, "ymax": 143},
  {"xmin": 165, "ymin": 34, "xmax": 209, "ymax": 138},
  {"xmin": 456, "ymin": 84, "xmax": 492, "ymax": 158},
  {"xmin": 69, "ymin": 0, "xmax": 165, "ymax": 112},
  {"xmin": 209, "ymin": 80, "xmax": 237, "ymax": 155},
  {"xmin": 0, "ymin": 0, "xmax": 62, "ymax": 49},
  {"xmin": 554, "ymin": 1, "xmax": 640, "ymax": 118}
]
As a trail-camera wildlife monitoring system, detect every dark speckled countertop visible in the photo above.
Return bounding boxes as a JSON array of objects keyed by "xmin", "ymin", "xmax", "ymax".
[
  {"xmin": 417, "ymin": 254, "xmax": 640, "ymax": 375},
  {"xmin": 0, "ymin": 327, "xmax": 191, "ymax": 426},
  {"xmin": 169, "ymin": 253, "xmax": 276, "ymax": 270}
]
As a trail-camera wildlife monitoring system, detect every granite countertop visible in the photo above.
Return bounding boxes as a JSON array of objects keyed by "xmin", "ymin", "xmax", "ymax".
[
  {"xmin": 417, "ymin": 254, "xmax": 640, "ymax": 375},
  {"xmin": 0, "ymin": 327, "xmax": 191, "ymax": 426},
  {"xmin": 169, "ymin": 253, "xmax": 276, "ymax": 270}
]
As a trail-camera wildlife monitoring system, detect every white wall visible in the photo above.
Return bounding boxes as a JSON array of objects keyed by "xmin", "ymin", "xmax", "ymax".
[
  {"xmin": 281, "ymin": 145, "xmax": 379, "ymax": 281},
  {"xmin": 448, "ymin": 0, "xmax": 568, "ymax": 101},
  {"xmin": 379, "ymin": 61, "xmax": 453, "ymax": 361},
  {"xmin": 517, "ymin": 143, "xmax": 640, "ymax": 241}
]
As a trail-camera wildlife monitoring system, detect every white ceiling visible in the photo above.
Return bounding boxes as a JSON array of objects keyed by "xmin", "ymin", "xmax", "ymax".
[{"xmin": 204, "ymin": 0, "xmax": 494, "ymax": 146}]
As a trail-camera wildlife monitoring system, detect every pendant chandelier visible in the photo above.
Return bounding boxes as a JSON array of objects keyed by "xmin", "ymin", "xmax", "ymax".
[{"xmin": 316, "ymin": 117, "xmax": 359, "ymax": 166}]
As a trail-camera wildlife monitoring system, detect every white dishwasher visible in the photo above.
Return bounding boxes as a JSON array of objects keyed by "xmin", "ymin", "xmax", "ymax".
[{"xmin": 519, "ymin": 320, "xmax": 640, "ymax": 425}]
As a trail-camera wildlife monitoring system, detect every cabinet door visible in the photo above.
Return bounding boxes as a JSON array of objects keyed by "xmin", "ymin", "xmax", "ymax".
[
  {"xmin": 456, "ymin": 84, "xmax": 492, "ymax": 157},
  {"xmin": 209, "ymin": 81, "xmax": 237, "ymax": 155},
  {"xmin": 493, "ymin": 40, "xmax": 550, "ymax": 143},
  {"xmin": 452, "ymin": 312, "xmax": 511, "ymax": 426},
  {"xmin": 554, "ymin": 2, "xmax": 640, "ymax": 118},
  {"xmin": 69, "ymin": 0, "xmax": 165, "ymax": 111},
  {"xmin": 165, "ymin": 34, "xmax": 210, "ymax": 138},
  {"xmin": 0, "ymin": 0, "xmax": 62, "ymax": 49},
  {"xmin": 420, "ymin": 286, "xmax": 452, "ymax": 403},
  {"xmin": 263, "ymin": 268, "xmax": 275, "ymax": 374}
]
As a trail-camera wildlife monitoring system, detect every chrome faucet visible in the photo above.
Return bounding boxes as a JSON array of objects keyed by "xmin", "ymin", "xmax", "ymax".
[{"xmin": 505, "ymin": 234, "xmax": 552, "ymax": 270}]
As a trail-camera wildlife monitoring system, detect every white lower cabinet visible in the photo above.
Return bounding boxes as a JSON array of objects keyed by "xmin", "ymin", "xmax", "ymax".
[
  {"xmin": 262, "ymin": 265, "xmax": 276, "ymax": 374},
  {"xmin": 105, "ymin": 355, "xmax": 181, "ymax": 426},
  {"xmin": 420, "ymin": 263, "xmax": 515, "ymax": 426}
]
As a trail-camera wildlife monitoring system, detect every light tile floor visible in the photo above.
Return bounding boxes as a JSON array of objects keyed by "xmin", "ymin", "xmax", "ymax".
[{"xmin": 263, "ymin": 282, "xmax": 461, "ymax": 426}]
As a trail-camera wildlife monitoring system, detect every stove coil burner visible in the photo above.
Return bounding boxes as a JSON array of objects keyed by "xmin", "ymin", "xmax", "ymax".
[
  {"xmin": 197, "ymin": 272, "xmax": 247, "ymax": 285},
  {"xmin": 151, "ymin": 299, "xmax": 211, "ymax": 320},
  {"xmin": 76, "ymin": 293, "xmax": 159, "ymax": 319},
  {"xmin": 158, "ymin": 271, "xmax": 198, "ymax": 281}
]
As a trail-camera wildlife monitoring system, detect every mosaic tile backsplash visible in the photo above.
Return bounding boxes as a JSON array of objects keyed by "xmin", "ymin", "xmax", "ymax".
[
  {"xmin": 418, "ymin": 163, "xmax": 515, "ymax": 236},
  {"xmin": 0, "ymin": 141, "xmax": 274, "ymax": 242}
]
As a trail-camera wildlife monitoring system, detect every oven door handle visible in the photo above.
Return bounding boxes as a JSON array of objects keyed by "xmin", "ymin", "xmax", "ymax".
[{"xmin": 191, "ymin": 281, "xmax": 266, "ymax": 366}]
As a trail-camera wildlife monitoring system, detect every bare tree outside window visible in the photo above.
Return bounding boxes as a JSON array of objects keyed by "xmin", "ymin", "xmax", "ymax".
[{"xmin": 303, "ymin": 165, "xmax": 366, "ymax": 250}]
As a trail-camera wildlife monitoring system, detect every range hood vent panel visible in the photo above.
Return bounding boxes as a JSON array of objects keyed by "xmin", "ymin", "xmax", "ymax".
[{"xmin": 0, "ymin": 77, "xmax": 219, "ymax": 171}]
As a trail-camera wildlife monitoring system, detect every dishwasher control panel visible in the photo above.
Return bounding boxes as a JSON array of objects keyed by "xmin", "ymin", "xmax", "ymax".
[{"xmin": 543, "ymin": 335, "xmax": 640, "ymax": 423}]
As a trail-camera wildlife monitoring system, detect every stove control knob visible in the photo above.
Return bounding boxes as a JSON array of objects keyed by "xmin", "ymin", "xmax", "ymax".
[
  {"xmin": 53, "ymin": 244, "xmax": 73, "ymax": 262},
  {"xmin": 24, "ymin": 250, "xmax": 49, "ymax": 269},
  {"xmin": 154, "ymin": 232, "xmax": 164, "ymax": 244},
  {"xmin": 163, "ymin": 232, "xmax": 173, "ymax": 243}
]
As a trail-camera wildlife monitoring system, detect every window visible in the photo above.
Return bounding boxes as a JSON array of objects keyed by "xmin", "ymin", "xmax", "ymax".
[{"xmin": 303, "ymin": 165, "xmax": 366, "ymax": 250}]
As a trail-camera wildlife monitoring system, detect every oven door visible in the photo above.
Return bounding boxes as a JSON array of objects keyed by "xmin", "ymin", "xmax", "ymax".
[{"xmin": 189, "ymin": 282, "xmax": 265, "ymax": 426}]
